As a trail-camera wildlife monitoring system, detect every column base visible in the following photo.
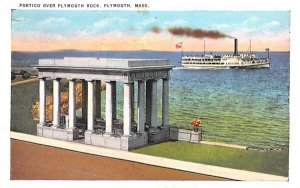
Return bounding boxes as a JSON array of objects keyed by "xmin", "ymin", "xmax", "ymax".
[
  {"xmin": 37, "ymin": 125, "xmax": 80, "ymax": 141},
  {"xmin": 113, "ymin": 119, "xmax": 119, "ymax": 123},
  {"xmin": 121, "ymin": 133, "xmax": 148, "ymax": 151},
  {"xmin": 83, "ymin": 132, "xmax": 148, "ymax": 151},
  {"xmin": 161, "ymin": 125, "xmax": 170, "ymax": 131},
  {"xmin": 121, "ymin": 134, "xmax": 132, "ymax": 138},
  {"xmin": 103, "ymin": 132, "xmax": 113, "ymax": 137},
  {"xmin": 84, "ymin": 130, "xmax": 93, "ymax": 144},
  {"xmin": 148, "ymin": 127, "xmax": 169, "ymax": 143},
  {"xmin": 51, "ymin": 124, "xmax": 60, "ymax": 129},
  {"xmin": 66, "ymin": 128, "xmax": 80, "ymax": 141},
  {"xmin": 38, "ymin": 122, "xmax": 48, "ymax": 127},
  {"xmin": 137, "ymin": 131, "xmax": 147, "ymax": 135},
  {"xmin": 149, "ymin": 127, "xmax": 159, "ymax": 133},
  {"xmin": 37, "ymin": 124, "xmax": 44, "ymax": 136}
]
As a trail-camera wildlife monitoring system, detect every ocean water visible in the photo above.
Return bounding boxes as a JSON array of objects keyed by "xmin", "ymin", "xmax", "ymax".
[{"xmin": 12, "ymin": 51, "xmax": 290, "ymax": 149}]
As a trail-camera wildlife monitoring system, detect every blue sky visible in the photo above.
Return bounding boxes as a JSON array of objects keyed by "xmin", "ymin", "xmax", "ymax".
[{"xmin": 11, "ymin": 10, "xmax": 290, "ymax": 51}]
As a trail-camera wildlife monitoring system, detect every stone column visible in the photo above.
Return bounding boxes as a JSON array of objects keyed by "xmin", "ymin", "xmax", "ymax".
[
  {"xmin": 39, "ymin": 78, "xmax": 46, "ymax": 126},
  {"xmin": 151, "ymin": 80, "xmax": 158, "ymax": 128},
  {"xmin": 95, "ymin": 80, "xmax": 101, "ymax": 119},
  {"xmin": 52, "ymin": 78, "xmax": 61, "ymax": 128},
  {"xmin": 111, "ymin": 81, "xmax": 117, "ymax": 120},
  {"xmin": 146, "ymin": 80, "xmax": 152, "ymax": 125},
  {"xmin": 162, "ymin": 78, "xmax": 169, "ymax": 127},
  {"xmin": 137, "ymin": 80, "xmax": 145, "ymax": 133},
  {"xmin": 81, "ymin": 80, "xmax": 88, "ymax": 127},
  {"xmin": 105, "ymin": 81, "xmax": 113, "ymax": 135},
  {"xmin": 87, "ymin": 80, "xmax": 95, "ymax": 131},
  {"xmin": 123, "ymin": 82, "xmax": 132, "ymax": 136},
  {"xmin": 68, "ymin": 79, "xmax": 76, "ymax": 129},
  {"xmin": 131, "ymin": 82, "xmax": 135, "ymax": 122}
]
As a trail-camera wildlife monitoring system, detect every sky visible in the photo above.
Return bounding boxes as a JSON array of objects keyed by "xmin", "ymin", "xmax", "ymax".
[{"xmin": 11, "ymin": 10, "xmax": 290, "ymax": 52}]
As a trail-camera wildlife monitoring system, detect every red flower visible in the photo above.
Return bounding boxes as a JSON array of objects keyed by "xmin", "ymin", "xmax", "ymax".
[{"xmin": 191, "ymin": 119, "xmax": 202, "ymax": 127}]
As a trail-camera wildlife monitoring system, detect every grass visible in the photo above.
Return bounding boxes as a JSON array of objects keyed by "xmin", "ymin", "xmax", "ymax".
[
  {"xmin": 132, "ymin": 141, "xmax": 289, "ymax": 177},
  {"xmin": 11, "ymin": 79, "xmax": 45, "ymax": 135}
]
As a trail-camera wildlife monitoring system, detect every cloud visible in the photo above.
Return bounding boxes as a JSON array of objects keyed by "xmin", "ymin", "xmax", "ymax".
[
  {"xmin": 93, "ymin": 17, "xmax": 127, "ymax": 28},
  {"xmin": 162, "ymin": 19, "xmax": 189, "ymax": 27},
  {"xmin": 12, "ymin": 30, "xmax": 66, "ymax": 41},
  {"xmin": 11, "ymin": 17, "xmax": 30, "ymax": 22},
  {"xmin": 39, "ymin": 17, "xmax": 69, "ymax": 25},
  {"xmin": 209, "ymin": 23, "xmax": 231, "ymax": 30},
  {"xmin": 139, "ymin": 17, "xmax": 157, "ymax": 26},
  {"xmin": 12, "ymin": 29, "xmax": 289, "ymax": 52},
  {"xmin": 264, "ymin": 21, "xmax": 280, "ymax": 29},
  {"xmin": 242, "ymin": 16, "xmax": 260, "ymax": 25}
]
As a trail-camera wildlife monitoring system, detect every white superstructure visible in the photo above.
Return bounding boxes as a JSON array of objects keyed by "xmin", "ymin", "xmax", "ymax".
[{"xmin": 181, "ymin": 39, "xmax": 271, "ymax": 69}]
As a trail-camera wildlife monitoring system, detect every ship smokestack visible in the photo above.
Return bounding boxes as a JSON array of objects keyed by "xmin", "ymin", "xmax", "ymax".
[{"xmin": 234, "ymin": 38, "xmax": 238, "ymax": 56}]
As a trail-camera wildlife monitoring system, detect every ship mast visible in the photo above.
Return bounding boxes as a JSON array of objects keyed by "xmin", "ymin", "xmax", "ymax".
[
  {"xmin": 250, "ymin": 40, "xmax": 252, "ymax": 60},
  {"xmin": 250, "ymin": 40, "xmax": 252, "ymax": 54},
  {"xmin": 203, "ymin": 40, "xmax": 206, "ymax": 55},
  {"xmin": 181, "ymin": 44, "xmax": 183, "ymax": 58}
]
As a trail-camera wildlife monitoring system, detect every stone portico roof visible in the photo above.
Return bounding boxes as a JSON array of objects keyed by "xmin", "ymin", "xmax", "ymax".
[
  {"xmin": 35, "ymin": 57, "xmax": 174, "ymax": 82},
  {"xmin": 37, "ymin": 57, "xmax": 173, "ymax": 71}
]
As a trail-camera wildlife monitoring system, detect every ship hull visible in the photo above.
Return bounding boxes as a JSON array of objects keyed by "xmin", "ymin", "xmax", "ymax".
[{"xmin": 182, "ymin": 62, "xmax": 270, "ymax": 70}]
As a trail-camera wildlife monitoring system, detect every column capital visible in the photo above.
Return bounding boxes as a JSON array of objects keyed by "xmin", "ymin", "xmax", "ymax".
[
  {"xmin": 138, "ymin": 80, "xmax": 146, "ymax": 83},
  {"xmin": 39, "ymin": 77, "xmax": 47, "ymax": 81},
  {"xmin": 123, "ymin": 81, "xmax": 134, "ymax": 84},
  {"xmin": 49, "ymin": 77, "xmax": 61, "ymax": 80},
  {"xmin": 163, "ymin": 77, "xmax": 170, "ymax": 81},
  {"xmin": 104, "ymin": 80, "xmax": 116, "ymax": 84},
  {"xmin": 85, "ymin": 79, "xmax": 94, "ymax": 82},
  {"xmin": 67, "ymin": 78, "xmax": 76, "ymax": 81}
]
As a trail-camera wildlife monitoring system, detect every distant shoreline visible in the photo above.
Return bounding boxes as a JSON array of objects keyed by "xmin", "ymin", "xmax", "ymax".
[{"xmin": 11, "ymin": 50, "xmax": 290, "ymax": 53}]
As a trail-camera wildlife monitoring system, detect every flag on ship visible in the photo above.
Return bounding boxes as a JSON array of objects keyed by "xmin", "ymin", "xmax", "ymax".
[{"xmin": 176, "ymin": 42, "xmax": 183, "ymax": 49}]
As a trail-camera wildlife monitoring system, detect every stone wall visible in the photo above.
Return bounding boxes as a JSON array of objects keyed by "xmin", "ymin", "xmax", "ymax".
[{"xmin": 169, "ymin": 127, "xmax": 202, "ymax": 143}]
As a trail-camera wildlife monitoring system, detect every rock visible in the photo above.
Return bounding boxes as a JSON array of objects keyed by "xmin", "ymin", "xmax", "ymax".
[{"xmin": 32, "ymin": 82, "xmax": 106, "ymax": 121}]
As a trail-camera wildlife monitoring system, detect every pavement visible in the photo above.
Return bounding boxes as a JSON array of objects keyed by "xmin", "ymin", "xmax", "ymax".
[
  {"xmin": 11, "ymin": 139, "xmax": 226, "ymax": 180},
  {"xmin": 11, "ymin": 131, "xmax": 288, "ymax": 181},
  {"xmin": 11, "ymin": 77, "xmax": 38, "ymax": 87},
  {"xmin": 200, "ymin": 141, "xmax": 248, "ymax": 150}
]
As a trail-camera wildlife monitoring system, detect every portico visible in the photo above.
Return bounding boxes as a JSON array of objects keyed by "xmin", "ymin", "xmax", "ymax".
[{"xmin": 35, "ymin": 57, "xmax": 173, "ymax": 150}]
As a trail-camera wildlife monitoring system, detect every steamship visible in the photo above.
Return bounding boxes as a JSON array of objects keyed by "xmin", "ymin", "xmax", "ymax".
[{"xmin": 181, "ymin": 39, "xmax": 271, "ymax": 69}]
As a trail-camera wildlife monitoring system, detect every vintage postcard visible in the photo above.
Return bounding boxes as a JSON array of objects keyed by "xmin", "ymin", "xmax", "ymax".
[{"xmin": 2, "ymin": 0, "xmax": 300, "ymax": 187}]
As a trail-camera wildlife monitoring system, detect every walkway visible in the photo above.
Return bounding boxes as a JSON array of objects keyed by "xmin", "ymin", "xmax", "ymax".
[
  {"xmin": 11, "ymin": 139, "xmax": 226, "ymax": 180},
  {"xmin": 11, "ymin": 132, "xmax": 288, "ymax": 181},
  {"xmin": 11, "ymin": 77, "xmax": 38, "ymax": 87}
]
